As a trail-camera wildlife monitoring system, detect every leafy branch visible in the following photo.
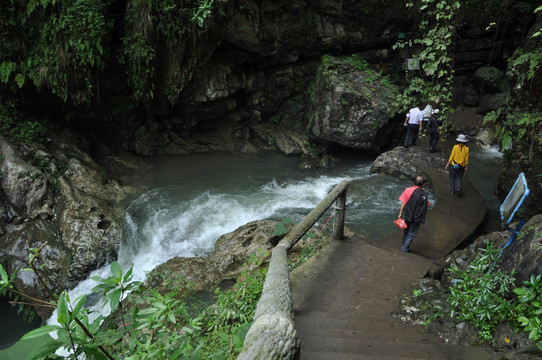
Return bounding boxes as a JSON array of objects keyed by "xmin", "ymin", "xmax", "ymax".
[{"xmin": 393, "ymin": 0, "xmax": 461, "ymax": 121}]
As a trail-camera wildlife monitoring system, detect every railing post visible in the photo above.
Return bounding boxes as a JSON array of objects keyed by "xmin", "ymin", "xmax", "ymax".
[
  {"xmin": 333, "ymin": 190, "xmax": 346, "ymax": 240},
  {"xmin": 238, "ymin": 179, "xmax": 350, "ymax": 359}
]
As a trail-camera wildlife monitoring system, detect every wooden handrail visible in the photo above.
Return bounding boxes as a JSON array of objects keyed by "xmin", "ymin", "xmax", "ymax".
[{"xmin": 238, "ymin": 180, "xmax": 349, "ymax": 360}]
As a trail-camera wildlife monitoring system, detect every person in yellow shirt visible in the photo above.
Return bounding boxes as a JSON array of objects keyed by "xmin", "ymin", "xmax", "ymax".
[{"xmin": 445, "ymin": 134, "xmax": 469, "ymax": 196}]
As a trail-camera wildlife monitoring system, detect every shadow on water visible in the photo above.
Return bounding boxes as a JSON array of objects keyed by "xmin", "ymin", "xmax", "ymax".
[{"xmin": 0, "ymin": 295, "xmax": 42, "ymax": 350}]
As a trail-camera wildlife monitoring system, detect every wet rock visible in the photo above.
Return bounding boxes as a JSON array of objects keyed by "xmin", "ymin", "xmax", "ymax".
[
  {"xmin": 370, "ymin": 146, "xmax": 447, "ymax": 183},
  {"xmin": 148, "ymin": 219, "xmax": 327, "ymax": 293},
  {"xmin": 149, "ymin": 220, "xmax": 281, "ymax": 292},
  {"xmin": 0, "ymin": 133, "xmax": 139, "ymax": 319},
  {"xmin": 308, "ymin": 55, "xmax": 399, "ymax": 150},
  {"xmin": 0, "ymin": 138, "xmax": 49, "ymax": 221},
  {"xmin": 473, "ymin": 66, "xmax": 508, "ymax": 95},
  {"xmin": 476, "ymin": 92, "xmax": 510, "ymax": 115},
  {"xmin": 475, "ymin": 128, "xmax": 497, "ymax": 148}
]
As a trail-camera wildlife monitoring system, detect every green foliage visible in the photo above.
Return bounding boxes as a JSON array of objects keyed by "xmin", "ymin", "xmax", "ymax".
[
  {"xmin": 447, "ymin": 242, "xmax": 516, "ymax": 341},
  {"xmin": 509, "ymin": 48, "xmax": 542, "ymax": 91},
  {"xmin": 273, "ymin": 217, "xmax": 294, "ymax": 237},
  {"xmin": 271, "ymin": 115, "xmax": 281, "ymax": 124},
  {"xmin": 0, "ymin": 100, "xmax": 47, "ymax": 145},
  {"xmin": 121, "ymin": 0, "xmax": 218, "ymax": 103},
  {"xmin": 0, "ymin": 0, "xmax": 112, "ymax": 104},
  {"xmin": 446, "ymin": 241, "xmax": 542, "ymax": 348},
  {"xmin": 121, "ymin": 0, "xmax": 156, "ymax": 102},
  {"xmin": 393, "ymin": 0, "xmax": 460, "ymax": 120},
  {"xmin": 481, "ymin": 4, "xmax": 542, "ymax": 185},
  {"xmin": 346, "ymin": 53, "xmax": 369, "ymax": 72},
  {"xmin": 303, "ymin": 139, "xmax": 321, "ymax": 158},
  {"xmin": 513, "ymin": 275, "xmax": 542, "ymax": 350},
  {"xmin": 192, "ymin": 0, "xmax": 215, "ymax": 28},
  {"xmin": 0, "ymin": 248, "xmax": 268, "ymax": 359},
  {"xmin": 484, "ymin": 108, "xmax": 542, "ymax": 166},
  {"xmin": 0, "ymin": 0, "xmax": 217, "ymax": 104}
]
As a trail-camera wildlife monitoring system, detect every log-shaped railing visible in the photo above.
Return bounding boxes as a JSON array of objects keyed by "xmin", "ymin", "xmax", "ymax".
[{"xmin": 238, "ymin": 180, "xmax": 349, "ymax": 360}]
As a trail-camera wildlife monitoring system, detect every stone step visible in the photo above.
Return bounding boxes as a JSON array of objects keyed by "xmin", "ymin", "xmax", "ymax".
[
  {"xmin": 295, "ymin": 312, "xmax": 430, "ymax": 339},
  {"xmin": 297, "ymin": 335, "xmax": 447, "ymax": 359},
  {"xmin": 299, "ymin": 350, "xmax": 439, "ymax": 360},
  {"xmin": 294, "ymin": 311, "xmax": 498, "ymax": 360}
]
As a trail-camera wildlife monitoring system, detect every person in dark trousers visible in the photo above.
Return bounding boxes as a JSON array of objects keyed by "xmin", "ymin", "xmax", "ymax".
[
  {"xmin": 403, "ymin": 104, "xmax": 424, "ymax": 147},
  {"xmin": 397, "ymin": 176, "xmax": 429, "ymax": 252},
  {"xmin": 428, "ymin": 109, "xmax": 441, "ymax": 152},
  {"xmin": 445, "ymin": 134, "xmax": 469, "ymax": 195}
]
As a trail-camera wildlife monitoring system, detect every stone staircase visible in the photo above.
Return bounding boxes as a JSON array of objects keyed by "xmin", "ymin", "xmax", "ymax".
[
  {"xmin": 291, "ymin": 238, "xmax": 498, "ymax": 360},
  {"xmin": 295, "ymin": 310, "xmax": 496, "ymax": 360},
  {"xmin": 289, "ymin": 162, "xmax": 498, "ymax": 359}
]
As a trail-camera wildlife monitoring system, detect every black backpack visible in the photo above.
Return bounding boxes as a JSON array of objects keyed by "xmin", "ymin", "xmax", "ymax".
[{"xmin": 403, "ymin": 188, "xmax": 428, "ymax": 224}]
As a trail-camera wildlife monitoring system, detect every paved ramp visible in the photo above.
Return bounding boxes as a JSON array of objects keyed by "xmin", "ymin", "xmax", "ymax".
[{"xmin": 291, "ymin": 161, "xmax": 496, "ymax": 359}]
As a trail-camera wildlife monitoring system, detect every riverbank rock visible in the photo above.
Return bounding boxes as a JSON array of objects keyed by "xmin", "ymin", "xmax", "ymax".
[
  {"xmin": 0, "ymin": 132, "xmax": 140, "ymax": 319},
  {"xmin": 396, "ymin": 214, "xmax": 542, "ymax": 358},
  {"xmin": 148, "ymin": 219, "xmax": 330, "ymax": 294},
  {"xmin": 370, "ymin": 145, "xmax": 447, "ymax": 182},
  {"xmin": 307, "ymin": 55, "xmax": 399, "ymax": 150}
]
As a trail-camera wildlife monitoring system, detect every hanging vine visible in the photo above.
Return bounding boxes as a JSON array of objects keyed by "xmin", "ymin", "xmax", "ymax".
[{"xmin": 393, "ymin": 0, "xmax": 461, "ymax": 122}]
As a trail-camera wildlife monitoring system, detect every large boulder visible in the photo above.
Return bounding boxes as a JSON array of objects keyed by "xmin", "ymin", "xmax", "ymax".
[
  {"xmin": 149, "ymin": 220, "xmax": 281, "ymax": 292},
  {"xmin": 0, "ymin": 132, "xmax": 139, "ymax": 319},
  {"xmin": 472, "ymin": 66, "xmax": 508, "ymax": 95},
  {"xmin": 308, "ymin": 55, "xmax": 399, "ymax": 150},
  {"xmin": 0, "ymin": 139, "xmax": 51, "ymax": 222},
  {"xmin": 148, "ymin": 219, "xmax": 326, "ymax": 293},
  {"xmin": 370, "ymin": 146, "xmax": 446, "ymax": 182}
]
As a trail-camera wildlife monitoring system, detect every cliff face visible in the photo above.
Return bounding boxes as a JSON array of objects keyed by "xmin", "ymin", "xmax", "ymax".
[
  {"xmin": 0, "ymin": 132, "xmax": 140, "ymax": 319},
  {"xmin": 69, "ymin": 0, "xmax": 532, "ymax": 157}
]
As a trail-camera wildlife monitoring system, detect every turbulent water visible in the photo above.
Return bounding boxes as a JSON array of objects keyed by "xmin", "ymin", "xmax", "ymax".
[
  {"xmin": 0, "ymin": 146, "xmax": 503, "ymax": 349},
  {"xmin": 49, "ymin": 151, "xmax": 403, "ymax": 320}
]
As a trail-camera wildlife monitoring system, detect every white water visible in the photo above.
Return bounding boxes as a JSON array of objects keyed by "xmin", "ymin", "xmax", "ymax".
[
  {"xmin": 40, "ymin": 144, "xmax": 503, "ymax": 337},
  {"xmin": 0, "ymin": 144, "xmax": 497, "ymax": 356},
  {"xmin": 48, "ymin": 152, "xmax": 386, "ymax": 325}
]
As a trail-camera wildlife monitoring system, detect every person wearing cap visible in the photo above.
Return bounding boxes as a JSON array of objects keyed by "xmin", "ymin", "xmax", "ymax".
[
  {"xmin": 397, "ymin": 175, "xmax": 429, "ymax": 252},
  {"xmin": 428, "ymin": 109, "xmax": 441, "ymax": 152},
  {"xmin": 445, "ymin": 134, "xmax": 469, "ymax": 195},
  {"xmin": 403, "ymin": 104, "xmax": 424, "ymax": 148},
  {"xmin": 421, "ymin": 104, "xmax": 433, "ymax": 131}
]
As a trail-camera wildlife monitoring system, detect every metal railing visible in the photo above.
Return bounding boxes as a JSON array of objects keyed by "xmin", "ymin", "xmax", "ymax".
[{"xmin": 238, "ymin": 180, "xmax": 349, "ymax": 359}]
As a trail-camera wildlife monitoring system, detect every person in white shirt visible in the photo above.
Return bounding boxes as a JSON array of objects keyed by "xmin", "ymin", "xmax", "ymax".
[
  {"xmin": 403, "ymin": 104, "xmax": 424, "ymax": 147},
  {"xmin": 421, "ymin": 104, "xmax": 432, "ymax": 130}
]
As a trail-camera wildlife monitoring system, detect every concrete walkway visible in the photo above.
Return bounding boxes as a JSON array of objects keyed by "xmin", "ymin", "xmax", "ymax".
[{"xmin": 290, "ymin": 153, "xmax": 497, "ymax": 359}]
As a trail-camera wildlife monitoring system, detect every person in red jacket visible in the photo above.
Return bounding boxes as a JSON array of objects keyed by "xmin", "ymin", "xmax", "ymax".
[{"xmin": 398, "ymin": 175, "xmax": 429, "ymax": 253}]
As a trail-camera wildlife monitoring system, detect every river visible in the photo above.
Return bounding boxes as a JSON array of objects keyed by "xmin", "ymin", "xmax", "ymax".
[{"xmin": 0, "ymin": 145, "xmax": 503, "ymax": 349}]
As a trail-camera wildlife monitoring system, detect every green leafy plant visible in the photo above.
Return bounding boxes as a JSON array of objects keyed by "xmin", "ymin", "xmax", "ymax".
[
  {"xmin": 393, "ymin": 0, "xmax": 461, "ymax": 121},
  {"xmin": 1, "ymin": 0, "xmax": 112, "ymax": 104},
  {"xmin": 0, "ymin": 100, "xmax": 47, "ymax": 145},
  {"xmin": 1, "ymin": 244, "xmax": 269, "ymax": 359},
  {"xmin": 513, "ymin": 274, "xmax": 542, "ymax": 350},
  {"xmin": 346, "ymin": 53, "xmax": 369, "ymax": 72},
  {"xmin": 192, "ymin": 0, "xmax": 215, "ymax": 28},
  {"xmin": 484, "ymin": 108, "xmax": 542, "ymax": 166},
  {"xmin": 273, "ymin": 217, "xmax": 294, "ymax": 237},
  {"xmin": 447, "ymin": 242, "xmax": 516, "ymax": 341}
]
